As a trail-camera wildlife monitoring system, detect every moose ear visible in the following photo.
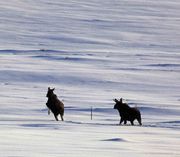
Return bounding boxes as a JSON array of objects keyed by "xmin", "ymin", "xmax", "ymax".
[
  {"xmin": 120, "ymin": 98, "xmax": 123, "ymax": 102},
  {"xmin": 52, "ymin": 88, "xmax": 55, "ymax": 91},
  {"xmin": 48, "ymin": 87, "xmax": 50, "ymax": 90},
  {"xmin": 114, "ymin": 99, "xmax": 118, "ymax": 103}
]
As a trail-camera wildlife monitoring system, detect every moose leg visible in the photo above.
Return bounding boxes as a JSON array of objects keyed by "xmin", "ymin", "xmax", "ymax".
[
  {"xmin": 60, "ymin": 115, "xmax": 64, "ymax": 121},
  {"xmin": 48, "ymin": 109, "xmax": 50, "ymax": 115},
  {"xmin": 137, "ymin": 114, "xmax": 142, "ymax": 125},
  {"xmin": 137, "ymin": 118, "xmax": 142, "ymax": 126},
  {"xmin": 54, "ymin": 114, "xmax": 59, "ymax": 121},
  {"xmin": 124, "ymin": 120, "xmax": 127, "ymax": 125},
  {"xmin": 119, "ymin": 118, "xmax": 123, "ymax": 125},
  {"xmin": 130, "ymin": 121, "xmax": 134, "ymax": 125}
]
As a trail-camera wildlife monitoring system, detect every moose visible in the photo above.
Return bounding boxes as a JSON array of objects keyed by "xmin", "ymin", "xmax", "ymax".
[
  {"xmin": 46, "ymin": 87, "xmax": 64, "ymax": 121},
  {"xmin": 113, "ymin": 98, "xmax": 142, "ymax": 125}
]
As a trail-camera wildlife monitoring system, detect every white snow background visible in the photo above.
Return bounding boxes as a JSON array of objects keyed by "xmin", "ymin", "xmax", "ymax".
[{"xmin": 0, "ymin": 0, "xmax": 180, "ymax": 157}]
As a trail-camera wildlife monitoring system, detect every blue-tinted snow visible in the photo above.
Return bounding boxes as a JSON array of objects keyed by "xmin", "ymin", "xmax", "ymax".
[{"xmin": 0, "ymin": 1, "xmax": 180, "ymax": 157}]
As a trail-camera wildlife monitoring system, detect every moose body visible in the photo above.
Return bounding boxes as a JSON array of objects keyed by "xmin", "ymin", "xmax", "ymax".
[
  {"xmin": 46, "ymin": 87, "xmax": 64, "ymax": 121},
  {"xmin": 114, "ymin": 98, "xmax": 142, "ymax": 125}
]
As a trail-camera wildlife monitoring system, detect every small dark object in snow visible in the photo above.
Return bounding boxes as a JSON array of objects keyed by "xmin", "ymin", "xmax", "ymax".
[
  {"xmin": 113, "ymin": 98, "xmax": 142, "ymax": 125},
  {"xmin": 46, "ymin": 87, "xmax": 64, "ymax": 121}
]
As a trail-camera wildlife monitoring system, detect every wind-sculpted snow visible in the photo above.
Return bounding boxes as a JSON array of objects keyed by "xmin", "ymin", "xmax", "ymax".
[
  {"xmin": 0, "ymin": 0, "xmax": 180, "ymax": 52},
  {"xmin": 0, "ymin": 0, "xmax": 180, "ymax": 157},
  {"xmin": 1, "ymin": 50, "xmax": 180, "ymax": 156}
]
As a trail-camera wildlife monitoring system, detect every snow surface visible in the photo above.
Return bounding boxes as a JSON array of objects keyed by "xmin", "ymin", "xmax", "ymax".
[{"xmin": 0, "ymin": 0, "xmax": 180, "ymax": 157}]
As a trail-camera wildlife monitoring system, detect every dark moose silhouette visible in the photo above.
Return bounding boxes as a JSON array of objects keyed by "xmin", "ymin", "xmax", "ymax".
[
  {"xmin": 114, "ymin": 98, "xmax": 142, "ymax": 125},
  {"xmin": 46, "ymin": 87, "xmax": 64, "ymax": 121}
]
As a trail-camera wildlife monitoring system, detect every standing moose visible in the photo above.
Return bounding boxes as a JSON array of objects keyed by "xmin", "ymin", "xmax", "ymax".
[
  {"xmin": 113, "ymin": 98, "xmax": 142, "ymax": 125},
  {"xmin": 46, "ymin": 87, "xmax": 64, "ymax": 121}
]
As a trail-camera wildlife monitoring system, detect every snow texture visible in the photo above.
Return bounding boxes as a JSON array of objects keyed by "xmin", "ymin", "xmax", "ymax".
[{"xmin": 0, "ymin": 0, "xmax": 180, "ymax": 157}]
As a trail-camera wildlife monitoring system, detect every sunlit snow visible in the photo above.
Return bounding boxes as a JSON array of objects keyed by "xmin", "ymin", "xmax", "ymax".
[{"xmin": 0, "ymin": 0, "xmax": 180, "ymax": 157}]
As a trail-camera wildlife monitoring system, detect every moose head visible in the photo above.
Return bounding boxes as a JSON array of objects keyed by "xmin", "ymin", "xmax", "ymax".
[
  {"xmin": 46, "ymin": 87, "xmax": 55, "ymax": 98},
  {"xmin": 113, "ymin": 98, "xmax": 123, "ymax": 109}
]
